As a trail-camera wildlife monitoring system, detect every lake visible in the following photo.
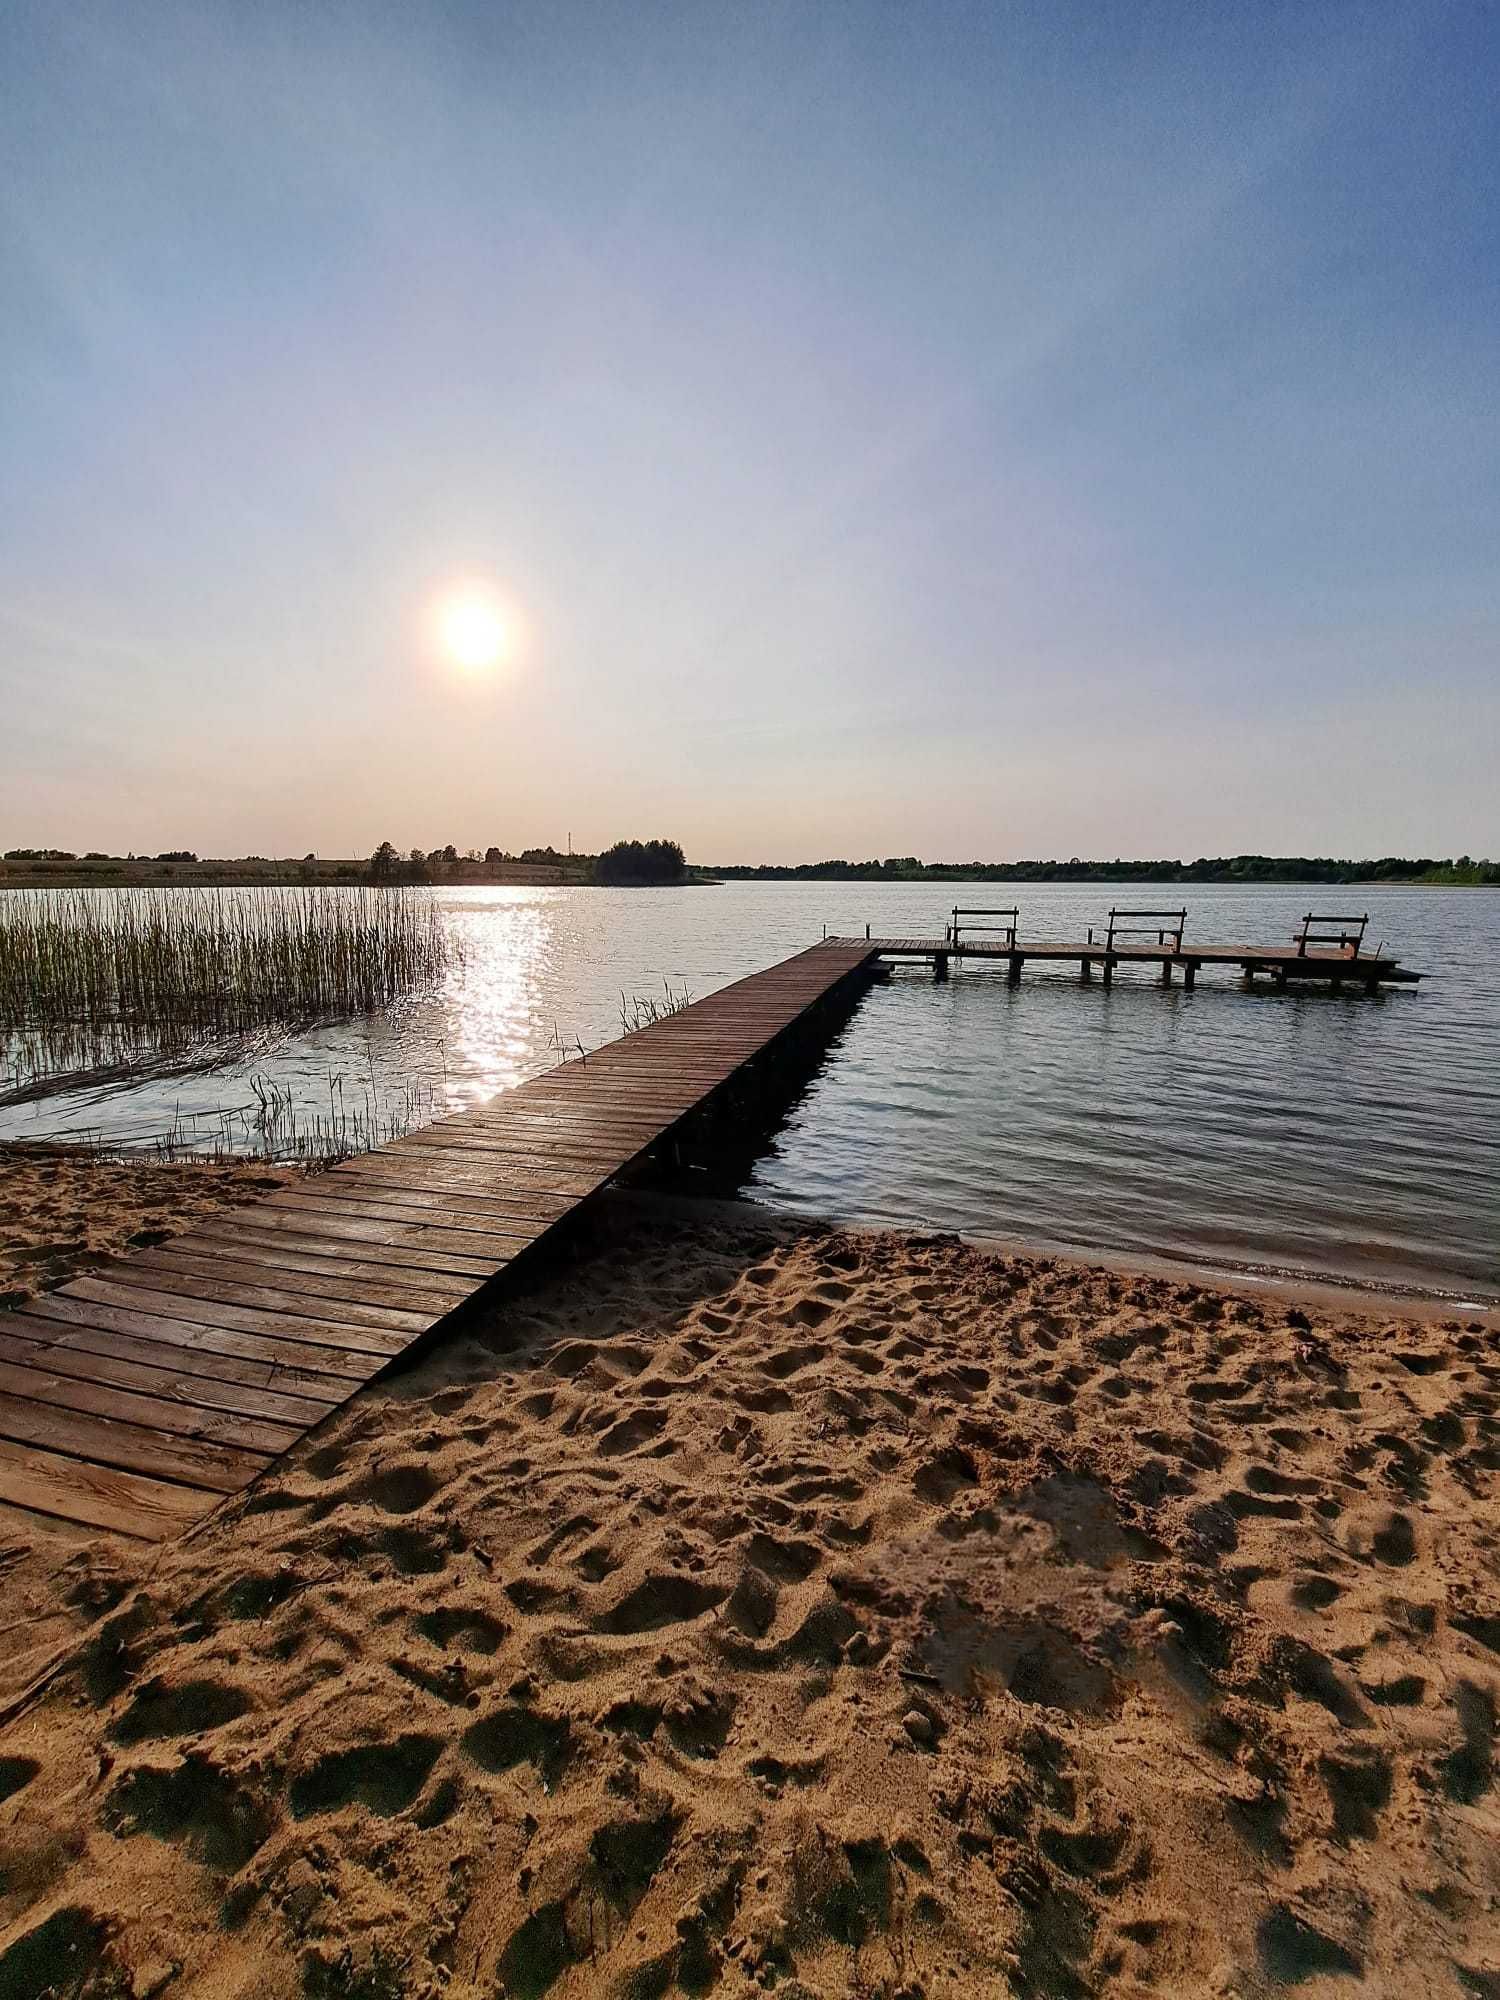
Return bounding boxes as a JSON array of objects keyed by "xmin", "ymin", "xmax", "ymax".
[{"xmin": 3, "ymin": 883, "xmax": 1495, "ymax": 1306}]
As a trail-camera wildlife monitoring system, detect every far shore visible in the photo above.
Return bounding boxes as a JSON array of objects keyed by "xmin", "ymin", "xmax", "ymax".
[
  {"xmin": 0, "ymin": 857, "xmax": 588, "ymax": 890},
  {"xmin": 2, "ymin": 857, "xmax": 1494, "ymax": 891}
]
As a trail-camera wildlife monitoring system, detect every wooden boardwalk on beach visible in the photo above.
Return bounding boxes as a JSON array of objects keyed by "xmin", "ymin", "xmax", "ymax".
[{"xmin": 0, "ymin": 942, "xmax": 875, "ymax": 1540}]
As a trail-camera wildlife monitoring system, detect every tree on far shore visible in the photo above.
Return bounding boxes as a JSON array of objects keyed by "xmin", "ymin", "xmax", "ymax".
[{"xmin": 594, "ymin": 838, "xmax": 686, "ymax": 885}]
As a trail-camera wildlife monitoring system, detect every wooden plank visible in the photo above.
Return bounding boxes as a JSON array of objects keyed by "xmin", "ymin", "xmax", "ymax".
[
  {"xmin": 394, "ymin": 1132, "xmax": 635, "ymax": 1173},
  {"xmin": 181, "ymin": 1218, "xmax": 504, "ymax": 1285},
  {"xmin": 309, "ymin": 1167, "xmax": 575, "ymax": 1222},
  {"xmin": 476, "ymin": 1098, "xmax": 667, "ymax": 1129},
  {"xmin": 336, "ymin": 1144, "xmax": 614, "ymax": 1187},
  {"xmin": 329, "ymin": 1155, "xmax": 614, "ymax": 1201},
  {"xmin": 0, "ymin": 1437, "xmax": 212, "ymax": 1541},
  {"xmin": 128, "ymin": 1246, "xmax": 469, "ymax": 1319},
  {"xmin": 0, "ymin": 1390, "xmax": 268, "ymax": 1494},
  {"xmin": 26, "ymin": 1292, "xmax": 376, "ymax": 1387},
  {"xmin": 223, "ymin": 1200, "xmax": 528, "ymax": 1264},
  {"xmin": 397, "ymin": 1129, "xmax": 632, "ymax": 1168},
  {"xmin": 241, "ymin": 1203, "xmax": 535, "ymax": 1260},
  {"xmin": 456, "ymin": 1121, "xmax": 657, "ymax": 1153},
  {"xmin": 0, "ymin": 1349, "xmax": 301, "ymax": 1457},
  {"xmin": 265, "ymin": 1178, "xmax": 541, "ymax": 1225},
  {"xmin": 0, "ymin": 1315, "xmax": 338, "ymax": 1425},
  {"xmin": 64, "ymin": 1272, "xmax": 420, "ymax": 1348},
  {"xmin": 507, "ymin": 1074, "xmax": 720, "ymax": 1102}
]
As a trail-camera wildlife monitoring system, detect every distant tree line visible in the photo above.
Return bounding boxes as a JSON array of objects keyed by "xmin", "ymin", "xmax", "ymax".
[
  {"xmin": 703, "ymin": 854, "xmax": 1500, "ymax": 885},
  {"xmin": 3, "ymin": 847, "xmax": 200, "ymax": 863}
]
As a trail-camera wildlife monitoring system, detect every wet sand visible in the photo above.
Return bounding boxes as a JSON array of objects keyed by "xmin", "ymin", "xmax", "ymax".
[{"xmin": 0, "ymin": 1191, "xmax": 1497, "ymax": 1996}]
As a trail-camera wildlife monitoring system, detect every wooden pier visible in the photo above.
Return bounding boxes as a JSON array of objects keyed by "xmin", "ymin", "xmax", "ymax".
[
  {"xmin": 837, "ymin": 905, "xmax": 1422, "ymax": 992},
  {"xmin": 0, "ymin": 942, "xmax": 873, "ymax": 1539}
]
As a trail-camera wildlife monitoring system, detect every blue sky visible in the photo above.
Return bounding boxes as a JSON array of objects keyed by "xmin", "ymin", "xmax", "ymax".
[{"xmin": 2, "ymin": 0, "xmax": 1496, "ymax": 861}]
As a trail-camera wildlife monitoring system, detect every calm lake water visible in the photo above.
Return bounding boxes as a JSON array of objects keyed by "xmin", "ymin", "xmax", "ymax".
[{"xmin": 3, "ymin": 883, "xmax": 1496, "ymax": 1306}]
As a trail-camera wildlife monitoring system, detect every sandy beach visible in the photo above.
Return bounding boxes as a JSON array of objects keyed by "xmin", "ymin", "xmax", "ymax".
[
  {"xmin": 0, "ymin": 1183, "xmax": 1494, "ymax": 1997},
  {"xmin": 0, "ymin": 1148, "xmax": 298, "ymax": 1312}
]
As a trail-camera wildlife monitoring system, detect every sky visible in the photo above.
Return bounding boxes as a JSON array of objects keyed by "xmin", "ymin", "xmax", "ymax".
[{"xmin": 2, "ymin": 0, "xmax": 1497, "ymax": 864}]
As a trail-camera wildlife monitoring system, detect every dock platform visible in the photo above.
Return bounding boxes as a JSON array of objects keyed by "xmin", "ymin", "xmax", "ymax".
[
  {"xmin": 0, "ymin": 941, "xmax": 874, "ymax": 1539},
  {"xmin": 836, "ymin": 905, "xmax": 1421, "ymax": 990},
  {"xmin": 845, "ymin": 936, "xmax": 1421, "ymax": 989}
]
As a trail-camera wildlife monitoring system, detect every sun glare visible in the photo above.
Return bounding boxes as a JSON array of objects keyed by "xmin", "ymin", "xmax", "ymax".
[{"xmin": 435, "ymin": 588, "xmax": 508, "ymax": 675}]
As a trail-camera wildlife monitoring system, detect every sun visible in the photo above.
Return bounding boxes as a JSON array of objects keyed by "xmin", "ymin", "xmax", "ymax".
[{"xmin": 437, "ymin": 589, "xmax": 508, "ymax": 674}]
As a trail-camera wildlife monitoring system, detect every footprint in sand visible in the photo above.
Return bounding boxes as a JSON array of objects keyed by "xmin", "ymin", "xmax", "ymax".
[
  {"xmin": 1320, "ymin": 1743, "xmax": 1393, "ymax": 1839},
  {"xmin": 290, "ymin": 1736, "xmax": 442, "ymax": 1819},
  {"xmin": 0, "ymin": 1909, "xmax": 109, "ymax": 1999},
  {"xmin": 462, "ymin": 1705, "xmax": 572, "ymax": 1785},
  {"xmin": 759, "ymin": 1342, "xmax": 826, "ymax": 1379},
  {"xmin": 106, "ymin": 1753, "xmax": 273, "ymax": 1871},
  {"xmin": 914, "ymin": 1446, "xmax": 980, "ymax": 1504},
  {"xmin": 594, "ymin": 1573, "xmax": 727, "ymax": 1634},
  {"xmin": 317, "ymin": 1462, "xmax": 442, "ymax": 1518},
  {"xmin": 1256, "ymin": 1905, "xmax": 1362, "ymax": 1983},
  {"xmin": 109, "ymin": 1679, "xmax": 252, "ymax": 1745},
  {"xmin": 0, "ymin": 1756, "xmax": 39, "ymax": 1805},
  {"xmin": 413, "ymin": 1607, "xmax": 507, "ymax": 1653},
  {"xmin": 596, "ymin": 1407, "xmax": 667, "ymax": 1455},
  {"xmin": 1441, "ymin": 1682, "xmax": 1496, "ymax": 1804}
]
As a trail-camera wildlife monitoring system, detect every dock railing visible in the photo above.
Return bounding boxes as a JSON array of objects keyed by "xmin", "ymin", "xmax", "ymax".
[
  {"xmin": 1086, "ymin": 907, "xmax": 1187, "ymax": 953},
  {"xmin": 949, "ymin": 906, "xmax": 1019, "ymax": 949},
  {"xmin": 1296, "ymin": 913, "xmax": 1368, "ymax": 958}
]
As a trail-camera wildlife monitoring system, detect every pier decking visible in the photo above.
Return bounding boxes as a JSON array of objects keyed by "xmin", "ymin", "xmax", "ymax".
[
  {"xmin": 840, "ymin": 934, "xmax": 1421, "ymax": 989},
  {"xmin": 0, "ymin": 942, "xmax": 873, "ymax": 1539}
]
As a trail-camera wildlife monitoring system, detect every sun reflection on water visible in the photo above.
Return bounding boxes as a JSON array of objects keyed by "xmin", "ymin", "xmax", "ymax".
[{"xmin": 440, "ymin": 890, "xmax": 551, "ymax": 1105}]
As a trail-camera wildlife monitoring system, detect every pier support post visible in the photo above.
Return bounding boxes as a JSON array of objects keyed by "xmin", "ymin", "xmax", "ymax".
[
  {"xmin": 1080, "ymin": 957, "xmax": 1092, "ymax": 982},
  {"xmin": 1008, "ymin": 954, "xmax": 1024, "ymax": 985},
  {"xmin": 1184, "ymin": 960, "xmax": 1198, "ymax": 990},
  {"xmin": 1101, "ymin": 957, "xmax": 1113, "ymax": 988},
  {"xmin": 933, "ymin": 951, "xmax": 949, "ymax": 982},
  {"xmin": 1161, "ymin": 960, "xmax": 1173, "ymax": 985}
]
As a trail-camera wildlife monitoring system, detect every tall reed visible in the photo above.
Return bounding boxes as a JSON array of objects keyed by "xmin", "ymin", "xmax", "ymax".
[{"xmin": 1, "ymin": 886, "xmax": 453, "ymax": 1068}]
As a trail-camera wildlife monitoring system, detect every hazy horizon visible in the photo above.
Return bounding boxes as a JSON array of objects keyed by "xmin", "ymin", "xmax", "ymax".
[{"xmin": 4, "ymin": 2, "xmax": 1497, "ymax": 863}]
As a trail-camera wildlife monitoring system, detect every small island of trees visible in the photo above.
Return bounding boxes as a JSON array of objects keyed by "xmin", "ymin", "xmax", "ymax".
[
  {"xmin": 365, "ymin": 836, "xmax": 688, "ymax": 886},
  {"xmin": 594, "ymin": 838, "xmax": 686, "ymax": 885}
]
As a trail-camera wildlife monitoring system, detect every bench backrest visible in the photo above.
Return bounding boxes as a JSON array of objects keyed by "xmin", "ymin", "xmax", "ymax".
[
  {"xmin": 1296, "ymin": 913, "xmax": 1368, "ymax": 957},
  {"xmin": 1088, "ymin": 907, "xmax": 1187, "ymax": 952},
  {"xmin": 949, "ymin": 906, "xmax": 1018, "ymax": 948}
]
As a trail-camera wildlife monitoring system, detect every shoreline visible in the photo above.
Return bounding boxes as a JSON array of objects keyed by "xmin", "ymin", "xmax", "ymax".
[
  {"xmin": 1, "ymin": 1150, "xmax": 1493, "ymax": 1327},
  {"xmin": 634, "ymin": 1191, "xmax": 1500, "ymax": 1326}
]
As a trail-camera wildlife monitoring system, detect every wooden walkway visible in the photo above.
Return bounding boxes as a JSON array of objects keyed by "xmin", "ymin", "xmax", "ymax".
[
  {"xmin": 844, "ymin": 937, "xmax": 1421, "ymax": 989},
  {"xmin": 0, "ymin": 942, "xmax": 876, "ymax": 1540}
]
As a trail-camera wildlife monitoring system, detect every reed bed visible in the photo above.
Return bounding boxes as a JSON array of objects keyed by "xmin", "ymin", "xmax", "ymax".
[
  {"xmin": 1, "ymin": 886, "xmax": 454, "ymax": 1095},
  {"xmin": 619, "ymin": 979, "xmax": 693, "ymax": 1034}
]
